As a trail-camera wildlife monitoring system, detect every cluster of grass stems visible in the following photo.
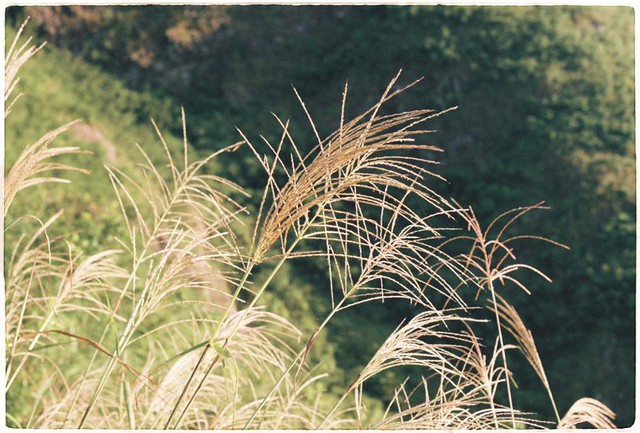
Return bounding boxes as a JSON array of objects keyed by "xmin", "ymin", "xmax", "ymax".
[{"xmin": 5, "ymin": 23, "xmax": 617, "ymax": 430}]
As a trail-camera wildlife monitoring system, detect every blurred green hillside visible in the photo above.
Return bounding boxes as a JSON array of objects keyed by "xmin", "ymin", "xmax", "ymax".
[{"xmin": 6, "ymin": 5, "xmax": 635, "ymax": 426}]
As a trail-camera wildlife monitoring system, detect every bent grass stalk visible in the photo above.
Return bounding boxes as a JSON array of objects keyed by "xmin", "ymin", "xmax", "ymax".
[
  {"xmin": 487, "ymin": 278, "xmax": 516, "ymax": 429},
  {"xmin": 166, "ymin": 209, "xmax": 321, "ymax": 429},
  {"xmin": 167, "ymin": 259, "xmax": 278, "ymax": 429},
  {"xmin": 162, "ymin": 262, "xmax": 255, "ymax": 429},
  {"xmin": 316, "ymin": 382, "xmax": 354, "ymax": 430},
  {"xmin": 242, "ymin": 293, "xmax": 349, "ymax": 429},
  {"xmin": 77, "ymin": 218, "xmax": 170, "ymax": 426},
  {"xmin": 77, "ymin": 138, "xmax": 234, "ymax": 427}
]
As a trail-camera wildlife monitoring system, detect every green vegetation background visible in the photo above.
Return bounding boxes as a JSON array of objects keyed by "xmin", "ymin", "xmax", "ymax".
[{"xmin": 5, "ymin": 5, "xmax": 635, "ymax": 426}]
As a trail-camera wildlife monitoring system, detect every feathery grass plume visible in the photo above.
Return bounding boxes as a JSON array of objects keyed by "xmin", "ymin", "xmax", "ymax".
[
  {"xmin": 378, "ymin": 399, "xmax": 545, "ymax": 430},
  {"xmin": 353, "ymin": 313, "xmax": 471, "ymax": 426},
  {"xmin": 323, "ymin": 211, "xmax": 469, "ymax": 311},
  {"xmin": 5, "ymin": 17, "xmax": 44, "ymax": 117},
  {"xmin": 4, "ymin": 19, "xmax": 89, "ymax": 217},
  {"xmin": 317, "ymin": 310, "xmax": 480, "ymax": 429},
  {"xmin": 160, "ymin": 307, "xmax": 304, "ymax": 428},
  {"xmin": 319, "ymin": 308, "xmax": 547, "ymax": 430},
  {"xmin": 449, "ymin": 202, "xmax": 569, "ymax": 300},
  {"xmin": 3, "ymin": 209, "xmax": 126, "ymax": 425},
  {"xmin": 441, "ymin": 202, "xmax": 570, "ymax": 427},
  {"xmin": 3, "ymin": 22, "xmax": 105, "ymax": 427},
  {"xmin": 35, "ymin": 372, "xmax": 127, "ymax": 428},
  {"xmin": 356, "ymin": 311, "xmax": 475, "ymax": 388},
  {"xmin": 442, "ymin": 204, "xmax": 619, "ymax": 429},
  {"xmin": 559, "ymin": 397, "xmax": 616, "ymax": 429},
  {"xmin": 5, "ymin": 212, "xmax": 62, "ymax": 360},
  {"xmin": 30, "ymin": 374, "xmax": 93, "ymax": 428},
  {"xmin": 166, "ymin": 371, "xmax": 325, "ymax": 430},
  {"xmin": 250, "ymin": 72, "xmax": 457, "ymax": 263},
  {"xmin": 241, "ymin": 215, "xmax": 471, "ymax": 428},
  {"xmin": 374, "ymin": 372, "xmax": 548, "ymax": 430},
  {"xmin": 233, "ymin": 373, "xmax": 330, "ymax": 430},
  {"xmin": 4, "ymin": 121, "xmax": 89, "ymax": 218},
  {"xmin": 5, "ymin": 243, "xmax": 126, "ymax": 392},
  {"xmin": 179, "ymin": 372, "xmax": 326, "ymax": 430},
  {"xmin": 364, "ymin": 307, "xmax": 561, "ymax": 430}
]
